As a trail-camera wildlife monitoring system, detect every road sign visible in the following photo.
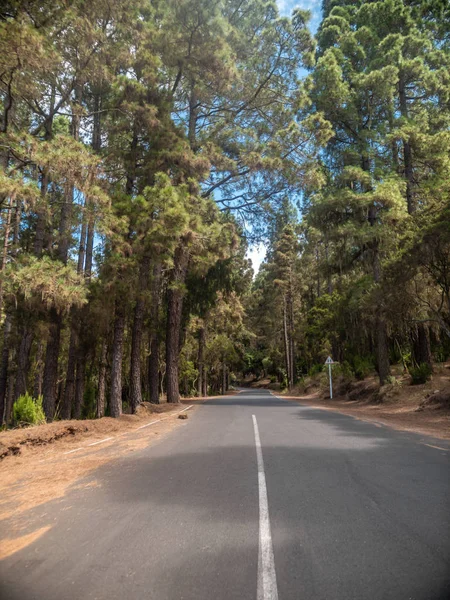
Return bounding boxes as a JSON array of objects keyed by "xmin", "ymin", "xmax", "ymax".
[{"xmin": 324, "ymin": 356, "xmax": 334, "ymax": 398}]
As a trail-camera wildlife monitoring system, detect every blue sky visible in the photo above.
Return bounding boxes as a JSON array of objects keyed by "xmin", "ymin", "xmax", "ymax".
[
  {"xmin": 246, "ymin": 0, "xmax": 323, "ymax": 274},
  {"xmin": 277, "ymin": 0, "xmax": 322, "ymax": 30}
]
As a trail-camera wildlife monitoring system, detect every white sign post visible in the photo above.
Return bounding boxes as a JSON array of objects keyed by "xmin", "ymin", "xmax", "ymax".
[{"xmin": 325, "ymin": 356, "xmax": 334, "ymax": 399}]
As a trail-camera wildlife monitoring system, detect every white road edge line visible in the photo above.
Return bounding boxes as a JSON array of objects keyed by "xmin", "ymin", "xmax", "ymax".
[
  {"xmin": 57, "ymin": 405, "xmax": 194, "ymax": 458},
  {"xmin": 63, "ymin": 447, "xmax": 83, "ymax": 455},
  {"xmin": 88, "ymin": 437, "xmax": 114, "ymax": 447},
  {"xmin": 136, "ymin": 419, "xmax": 161, "ymax": 430},
  {"xmin": 252, "ymin": 415, "xmax": 279, "ymax": 600}
]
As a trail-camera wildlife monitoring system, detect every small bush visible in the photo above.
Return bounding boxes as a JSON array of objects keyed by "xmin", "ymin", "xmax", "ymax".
[
  {"xmin": 308, "ymin": 364, "xmax": 323, "ymax": 377},
  {"xmin": 13, "ymin": 393, "xmax": 46, "ymax": 425},
  {"xmin": 333, "ymin": 360, "xmax": 353, "ymax": 379},
  {"xmin": 410, "ymin": 363, "xmax": 433, "ymax": 385},
  {"xmin": 353, "ymin": 356, "xmax": 373, "ymax": 380},
  {"xmin": 385, "ymin": 375, "xmax": 402, "ymax": 387},
  {"xmin": 269, "ymin": 375, "xmax": 277, "ymax": 384}
]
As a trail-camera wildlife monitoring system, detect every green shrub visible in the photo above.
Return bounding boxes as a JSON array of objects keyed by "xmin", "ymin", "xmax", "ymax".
[
  {"xmin": 333, "ymin": 360, "xmax": 353, "ymax": 379},
  {"xmin": 13, "ymin": 393, "xmax": 46, "ymax": 425},
  {"xmin": 410, "ymin": 363, "xmax": 433, "ymax": 385},
  {"xmin": 385, "ymin": 375, "xmax": 402, "ymax": 387},
  {"xmin": 353, "ymin": 356, "xmax": 373, "ymax": 380},
  {"xmin": 308, "ymin": 363, "xmax": 323, "ymax": 377},
  {"xmin": 269, "ymin": 375, "xmax": 277, "ymax": 384}
]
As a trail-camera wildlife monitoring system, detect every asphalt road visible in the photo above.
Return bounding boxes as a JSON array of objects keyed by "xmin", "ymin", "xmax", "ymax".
[{"xmin": 1, "ymin": 389, "xmax": 450, "ymax": 600}]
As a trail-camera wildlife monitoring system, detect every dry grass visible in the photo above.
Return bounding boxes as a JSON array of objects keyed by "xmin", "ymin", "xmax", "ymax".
[
  {"xmin": 282, "ymin": 365, "xmax": 450, "ymax": 440},
  {"xmin": 0, "ymin": 403, "xmax": 196, "ymax": 529}
]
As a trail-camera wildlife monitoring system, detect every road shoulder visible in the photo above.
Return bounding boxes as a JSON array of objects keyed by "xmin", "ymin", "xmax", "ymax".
[{"xmin": 280, "ymin": 392, "xmax": 450, "ymax": 442}]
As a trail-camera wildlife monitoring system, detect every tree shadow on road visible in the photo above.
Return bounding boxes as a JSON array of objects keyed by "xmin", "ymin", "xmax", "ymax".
[{"xmin": 1, "ymin": 419, "xmax": 449, "ymax": 600}]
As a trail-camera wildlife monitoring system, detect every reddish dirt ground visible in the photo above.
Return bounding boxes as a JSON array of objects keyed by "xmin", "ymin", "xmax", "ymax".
[{"xmin": 280, "ymin": 369, "xmax": 450, "ymax": 441}]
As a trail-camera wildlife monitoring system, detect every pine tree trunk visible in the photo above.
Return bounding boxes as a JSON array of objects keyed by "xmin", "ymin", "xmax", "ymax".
[
  {"xmin": 149, "ymin": 264, "xmax": 162, "ymax": 404},
  {"xmin": 0, "ymin": 196, "xmax": 13, "ymax": 316},
  {"xmin": 149, "ymin": 335, "xmax": 160, "ymax": 404},
  {"xmin": 130, "ymin": 257, "xmax": 150, "ymax": 413},
  {"xmin": 0, "ymin": 316, "xmax": 12, "ymax": 424},
  {"xmin": 61, "ymin": 327, "xmax": 77, "ymax": 419},
  {"xmin": 376, "ymin": 314, "xmax": 390, "ymax": 386},
  {"xmin": 166, "ymin": 244, "xmax": 189, "ymax": 403},
  {"xmin": 85, "ymin": 213, "xmax": 95, "ymax": 279},
  {"xmin": 202, "ymin": 369, "xmax": 207, "ymax": 397},
  {"xmin": 188, "ymin": 85, "xmax": 199, "ymax": 151},
  {"xmin": 222, "ymin": 363, "xmax": 227, "ymax": 395},
  {"xmin": 33, "ymin": 341, "xmax": 44, "ymax": 399},
  {"xmin": 14, "ymin": 326, "xmax": 33, "ymax": 400},
  {"xmin": 34, "ymin": 170, "xmax": 49, "ymax": 258},
  {"xmin": 72, "ymin": 356, "xmax": 86, "ymax": 419},
  {"xmin": 77, "ymin": 203, "xmax": 87, "ymax": 274},
  {"xmin": 282, "ymin": 296, "xmax": 291, "ymax": 389},
  {"xmin": 110, "ymin": 304, "xmax": 125, "ymax": 418},
  {"xmin": 413, "ymin": 324, "xmax": 432, "ymax": 369},
  {"xmin": 96, "ymin": 341, "xmax": 108, "ymax": 418},
  {"xmin": 42, "ymin": 309, "xmax": 62, "ymax": 421},
  {"xmin": 399, "ymin": 77, "xmax": 415, "ymax": 215},
  {"xmin": 84, "ymin": 90, "xmax": 101, "ymax": 279},
  {"xmin": 5, "ymin": 373, "xmax": 14, "ymax": 425},
  {"xmin": 197, "ymin": 327, "xmax": 205, "ymax": 397},
  {"xmin": 325, "ymin": 241, "xmax": 333, "ymax": 295},
  {"xmin": 365, "ymin": 146, "xmax": 391, "ymax": 386},
  {"xmin": 288, "ymin": 288, "xmax": 295, "ymax": 388}
]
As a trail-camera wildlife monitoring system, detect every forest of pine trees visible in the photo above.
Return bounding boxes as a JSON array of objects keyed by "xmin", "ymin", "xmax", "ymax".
[{"xmin": 0, "ymin": 0, "xmax": 449, "ymax": 424}]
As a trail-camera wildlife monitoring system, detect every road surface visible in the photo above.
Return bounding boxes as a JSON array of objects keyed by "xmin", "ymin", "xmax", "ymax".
[{"xmin": 1, "ymin": 389, "xmax": 450, "ymax": 600}]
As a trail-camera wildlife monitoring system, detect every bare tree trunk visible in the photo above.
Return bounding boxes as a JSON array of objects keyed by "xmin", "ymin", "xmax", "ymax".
[
  {"xmin": 130, "ymin": 257, "xmax": 150, "ymax": 413},
  {"xmin": 33, "ymin": 340, "xmax": 44, "ymax": 398},
  {"xmin": 149, "ymin": 334, "xmax": 160, "ymax": 404},
  {"xmin": 287, "ymin": 287, "xmax": 295, "ymax": 388},
  {"xmin": 325, "ymin": 240, "xmax": 333, "ymax": 295},
  {"xmin": 34, "ymin": 170, "xmax": 49, "ymax": 258},
  {"xmin": 365, "ymin": 147, "xmax": 391, "ymax": 387},
  {"xmin": 14, "ymin": 326, "xmax": 33, "ymax": 400},
  {"xmin": 72, "ymin": 356, "xmax": 86, "ymax": 419},
  {"xmin": 85, "ymin": 213, "xmax": 95, "ymax": 279},
  {"xmin": 283, "ymin": 296, "xmax": 291, "ymax": 389},
  {"xmin": 202, "ymin": 369, "xmax": 207, "ymax": 397},
  {"xmin": 34, "ymin": 84, "xmax": 55, "ymax": 257},
  {"xmin": 399, "ymin": 77, "xmax": 415, "ymax": 215},
  {"xmin": 42, "ymin": 309, "xmax": 62, "ymax": 421},
  {"xmin": 188, "ymin": 84, "xmax": 199, "ymax": 151},
  {"xmin": 77, "ymin": 201, "xmax": 88, "ymax": 274},
  {"xmin": 110, "ymin": 303, "xmax": 125, "ymax": 418},
  {"xmin": 0, "ymin": 316, "xmax": 12, "ymax": 424},
  {"xmin": 96, "ymin": 341, "xmax": 107, "ymax": 418},
  {"xmin": 315, "ymin": 245, "xmax": 321, "ymax": 298},
  {"xmin": 376, "ymin": 314, "xmax": 390, "ymax": 386},
  {"xmin": 166, "ymin": 244, "xmax": 189, "ymax": 403},
  {"xmin": 413, "ymin": 324, "xmax": 432, "ymax": 369},
  {"xmin": 5, "ymin": 372, "xmax": 14, "ymax": 425},
  {"xmin": 222, "ymin": 362, "xmax": 227, "ymax": 395},
  {"xmin": 61, "ymin": 328, "xmax": 77, "ymax": 419},
  {"xmin": 0, "ymin": 196, "xmax": 12, "ymax": 315},
  {"xmin": 149, "ymin": 264, "xmax": 162, "ymax": 403},
  {"xmin": 197, "ymin": 326, "xmax": 205, "ymax": 397}
]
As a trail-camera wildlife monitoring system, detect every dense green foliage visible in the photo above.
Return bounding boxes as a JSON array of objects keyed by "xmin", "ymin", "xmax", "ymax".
[
  {"xmin": 13, "ymin": 393, "xmax": 45, "ymax": 425},
  {"xmin": 246, "ymin": 0, "xmax": 450, "ymax": 388},
  {"xmin": 0, "ymin": 0, "xmax": 449, "ymax": 424}
]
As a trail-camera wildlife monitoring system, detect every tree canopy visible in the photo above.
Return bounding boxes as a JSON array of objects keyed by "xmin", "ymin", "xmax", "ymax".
[{"xmin": 0, "ymin": 0, "xmax": 449, "ymax": 423}]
